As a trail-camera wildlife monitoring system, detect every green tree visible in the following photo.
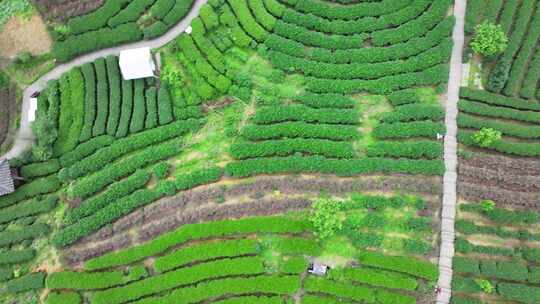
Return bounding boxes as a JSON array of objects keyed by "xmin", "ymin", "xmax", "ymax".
[
  {"xmin": 480, "ymin": 200, "xmax": 496, "ymax": 212},
  {"xmin": 474, "ymin": 279, "xmax": 495, "ymax": 294},
  {"xmin": 472, "ymin": 128, "xmax": 502, "ymax": 147},
  {"xmin": 310, "ymin": 198, "xmax": 343, "ymax": 240},
  {"xmin": 471, "ymin": 22, "xmax": 508, "ymax": 56}
]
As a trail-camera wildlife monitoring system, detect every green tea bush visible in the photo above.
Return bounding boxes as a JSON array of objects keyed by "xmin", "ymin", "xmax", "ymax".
[
  {"xmin": 144, "ymin": 87, "xmax": 158, "ymax": 129},
  {"xmin": 242, "ymin": 122, "xmax": 360, "ymax": 141},
  {"xmin": 46, "ymin": 271, "xmax": 127, "ymax": 290},
  {"xmin": 63, "ymin": 120, "xmax": 199, "ymax": 180},
  {"xmin": 65, "ymin": 170, "xmax": 151, "ymax": 224},
  {"xmin": 268, "ymin": 41, "xmax": 451, "ymax": 80},
  {"xmin": 458, "ymin": 113, "xmax": 540, "ymax": 139},
  {"xmin": 225, "ymin": 156, "xmax": 444, "ymax": 177},
  {"xmin": 0, "ymin": 176, "xmax": 61, "ymax": 209},
  {"xmin": 373, "ymin": 121, "xmax": 445, "ymax": 139},
  {"xmin": 273, "ymin": 21, "xmax": 366, "ymax": 50},
  {"xmin": 53, "ymin": 23, "xmax": 143, "ymax": 62},
  {"xmin": 59, "ymin": 135, "xmax": 115, "ymax": 167},
  {"xmin": 79, "ymin": 63, "xmax": 97, "ymax": 142},
  {"xmin": 130, "ymin": 79, "xmax": 146, "ymax": 133},
  {"xmin": 0, "ymin": 195, "xmax": 58, "ymax": 224},
  {"xmin": 296, "ymin": 93, "xmax": 356, "ymax": 109},
  {"xmin": 497, "ymin": 282, "xmax": 540, "ymax": 303},
  {"xmin": 163, "ymin": 0, "xmax": 195, "ymax": 25},
  {"xmin": 366, "ymin": 141, "xmax": 442, "ymax": 159},
  {"xmin": 91, "ymin": 257, "xmax": 265, "ymax": 304},
  {"xmin": 332, "ymin": 267, "xmax": 418, "ymax": 291},
  {"xmin": 0, "ymin": 223, "xmax": 50, "ymax": 247},
  {"xmin": 371, "ymin": 0, "xmax": 451, "ymax": 46},
  {"xmin": 67, "ymin": 0, "xmax": 131, "ymax": 34},
  {"xmin": 459, "ymin": 100, "xmax": 540, "ymax": 123},
  {"xmin": 20, "ymin": 159, "xmax": 60, "ymax": 179},
  {"xmin": 357, "ymin": 251, "xmax": 438, "ymax": 280},
  {"xmin": 85, "ymin": 216, "xmax": 310, "ymax": 270},
  {"xmin": 229, "ymin": 0, "xmax": 268, "ymax": 41},
  {"xmin": 154, "ymin": 238, "xmax": 258, "ymax": 272},
  {"xmin": 68, "ymin": 139, "xmax": 185, "ymax": 199},
  {"xmin": 93, "ymin": 59, "xmax": 109, "ymax": 136},
  {"xmin": 143, "ymin": 21, "xmax": 169, "ymax": 39},
  {"xmin": 6, "ymin": 272, "xmax": 45, "ymax": 293},
  {"xmin": 253, "ymin": 105, "xmax": 358, "ymax": 125},
  {"xmin": 380, "ymin": 104, "xmax": 444, "ymax": 123},
  {"xmin": 293, "ymin": 0, "xmax": 409, "ymax": 20},
  {"xmin": 149, "ymin": 0, "xmax": 175, "ymax": 19},
  {"xmin": 116, "ymin": 79, "xmax": 134, "ymax": 138},
  {"xmin": 0, "ymin": 249, "xmax": 35, "ymax": 265},
  {"xmin": 106, "ymin": 56, "xmax": 121, "ymax": 136},
  {"xmin": 459, "ymin": 131, "xmax": 540, "ymax": 157},
  {"xmin": 157, "ymin": 84, "xmax": 174, "ymax": 125},
  {"xmin": 231, "ymin": 139, "xmax": 355, "ymax": 159},
  {"xmin": 45, "ymin": 291, "xmax": 82, "ymax": 304},
  {"xmin": 304, "ymin": 276, "xmax": 374, "ymax": 302},
  {"xmin": 108, "ymin": 0, "xmax": 155, "ymax": 27}
]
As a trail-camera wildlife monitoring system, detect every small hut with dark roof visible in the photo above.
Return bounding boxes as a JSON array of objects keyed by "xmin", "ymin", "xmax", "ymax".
[{"xmin": 0, "ymin": 158, "xmax": 14, "ymax": 196}]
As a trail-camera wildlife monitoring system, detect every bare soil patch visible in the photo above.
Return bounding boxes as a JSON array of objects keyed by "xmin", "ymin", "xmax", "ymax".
[
  {"xmin": 33, "ymin": 0, "xmax": 105, "ymax": 21},
  {"xmin": 0, "ymin": 15, "xmax": 52, "ymax": 59}
]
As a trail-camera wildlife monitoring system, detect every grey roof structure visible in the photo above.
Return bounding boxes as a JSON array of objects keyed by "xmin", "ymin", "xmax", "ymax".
[{"xmin": 0, "ymin": 158, "xmax": 14, "ymax": 196}]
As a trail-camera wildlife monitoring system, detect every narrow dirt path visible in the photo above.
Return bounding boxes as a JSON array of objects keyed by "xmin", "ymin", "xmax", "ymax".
[
  {"xmin": 2, "ymin": 0, "xmax": 209, "ymax": 159},
  {"xmin": 436, "ymin": 1, "xmax": 467, "ymax": 303}
]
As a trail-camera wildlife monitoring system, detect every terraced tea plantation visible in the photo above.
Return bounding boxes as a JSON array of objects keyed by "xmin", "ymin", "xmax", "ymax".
[{"xmin": 7, "ymin": 0, "xmax": 531, "ymax": 303}]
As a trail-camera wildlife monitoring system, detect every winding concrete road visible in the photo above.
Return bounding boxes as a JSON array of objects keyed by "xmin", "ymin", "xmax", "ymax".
[
  {"xmin": 437, "ymin": 1, "xmax": 466, "ymax": 303},
  {"xmin": 2, "ymin": 0, "xmax": 208, "ymax": 159}
]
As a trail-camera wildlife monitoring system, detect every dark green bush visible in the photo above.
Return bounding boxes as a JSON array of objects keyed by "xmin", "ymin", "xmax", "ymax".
[
  {"xmin": 106, "ymin": 56, "xmax": 121, "ymax": 136},
  {"xmin": 20, "ymin": 159, "xmax": 60, "ymax": 179},
  {"xmin": 157, "ymin": 84, "xmax": 174, "ymax": 125},
  {"xmin": 116, "ymin": 79, "xmax": 134, "ymax": 138},
  {"xmin": 144, "ymin": 87, "xmax": 158, "ymax": 129}
]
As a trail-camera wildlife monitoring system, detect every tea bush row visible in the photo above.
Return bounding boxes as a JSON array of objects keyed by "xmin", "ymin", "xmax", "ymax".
[
  {"xmin": 264, "ymin": 19, "xmax": 453, "ymax": 64},
  {"xmin": 241, "ymin": 122, "xmax": 360, "ymax": 141},
  {"xmin": 230, "ymin": 139, "xmax": 356, "ymax": 159},
  {"xmin": 458, "ymin": 113, "xmax": 540, "ymax": 139},
  {"xmin": 225, "ymin": 156, "xmax": 444, "ymax": 177}
]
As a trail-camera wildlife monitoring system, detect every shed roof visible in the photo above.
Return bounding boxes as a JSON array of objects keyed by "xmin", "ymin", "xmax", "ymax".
[
  {"xmin": 0, "ymin": 158, "xmax": 14, "ymax": 196},
  {"xmin": 119, "ymin": 47, "xmax": 155, "ymax": 80}
]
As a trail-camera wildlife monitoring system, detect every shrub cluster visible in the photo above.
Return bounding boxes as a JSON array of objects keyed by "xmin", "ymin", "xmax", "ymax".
[{"xmin": 459, "ymin": 100, "xmax": 540, "ymax": 124}]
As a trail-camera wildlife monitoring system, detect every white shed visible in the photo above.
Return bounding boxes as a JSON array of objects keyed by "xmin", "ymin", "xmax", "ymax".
[
  {"xmin": 119, "ymin": 47, "xmax": 156, "ymax": 80},
  {"xmin": 28, "ymin": 97, "xmax": 38, "ymax": 122}
]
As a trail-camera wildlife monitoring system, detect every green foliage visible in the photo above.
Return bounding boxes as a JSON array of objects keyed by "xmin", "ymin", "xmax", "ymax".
[
  {"xmin": 0, "ymin": 0, "xmax": 31, "ymax": 29},
  {"xmin": 20, "ymin": 159, "xmax": 60, "ymax": 179},
  {"xmin": 106, "ymin": 56, "xmax": 121, "ymax": 136},
  {"xmin": 310, "ymin": 198, "xmax": 343, "ymax": 239},
  {"xmin": 471, "ymin": 22, "xmax": 508, "ymax": 56},
  {"xmin": 474, "ymin": 278, "xmax": 494, "ymax": 294},
  {"xmin": 472, "ymin": 128, "xmax": 502, "ymax": 147}
]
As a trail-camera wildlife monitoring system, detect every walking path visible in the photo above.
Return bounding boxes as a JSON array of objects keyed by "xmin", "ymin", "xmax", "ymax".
[
  {"xmin": 2, "ymin": 0, "xmax": 208, "ymax": 159},
  {"xmin": 436, "ymin": 1, "xmax": 466, "ymax": 303}
]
